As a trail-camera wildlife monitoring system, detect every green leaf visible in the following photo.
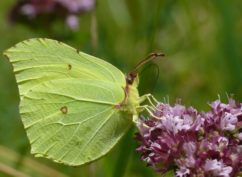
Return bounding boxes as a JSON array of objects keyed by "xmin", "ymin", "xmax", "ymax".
[{"xmin": 3, "ymin": 38, "xmax": 138, "ymax": 166}]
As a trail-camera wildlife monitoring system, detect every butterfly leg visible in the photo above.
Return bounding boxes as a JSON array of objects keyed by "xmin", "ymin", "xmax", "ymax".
[
  {"xmin": 135, "ymin": 105, "xmax": 161, "ymax": 120},
  {"xmin": 132, "ymin": 114, "xmax": 151, "ymax": 128},
  {"xmin": 138, "ymin": 94, "xmax": 160, "ymax": 109},
  {"xmin": 132, "ymin": 114, "xmax": 139, "ymax": 123},
  {"xmin": 133, "ymin": 94, "xmax": 161, "ymax": 123}
]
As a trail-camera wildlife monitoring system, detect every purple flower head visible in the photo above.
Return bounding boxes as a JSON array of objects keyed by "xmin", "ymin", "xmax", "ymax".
[
  {"xmin": 204, "ymin": 159, "xmax": 232, "ymax": 177},
  {"xmin": 136, "ymin": 99, "xmax": 242, "ymax": 176},
  {"xmin": 238, "ymin": 133, "xmax": 242, "ymax": 140},
  {"xmin": 176, "ymin": 167, "xmax": 190, "ymax": 177},
  {"xmin": 66, "ymin": 15, "xmax": 80, "ymax": 31},
  {"xmin": 220, "ymin": 112, "xmax": 238, "ymax": 131},
  {"xmin": 8, "ymin": 0, "xmax": 96, "ymax": 31},
  {"xmin": 56, "ymin": 0, "xmax": 95, "ymax": 13}
]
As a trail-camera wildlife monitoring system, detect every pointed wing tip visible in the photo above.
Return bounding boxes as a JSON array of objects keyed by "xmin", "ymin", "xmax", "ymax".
[
  {"xmin": 3, "ymin": 44, "xmax": 17, "ymax": 57},
  {"xmin": 3, "ymin": 51, "xmax": 9, "ymax": 59},
  {"xmin": 3, "ymin": 38, "xmax": 59, "ymax": 51},
  {"xmin": 2, "ymin": 38, "xmax": 64, "ymax": 59}
]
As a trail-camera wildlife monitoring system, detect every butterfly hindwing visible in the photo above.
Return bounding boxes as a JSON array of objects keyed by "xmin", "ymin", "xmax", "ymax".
[{"xmin": 4, "ymin": 39, "xmax": 132, "ymax": 166}]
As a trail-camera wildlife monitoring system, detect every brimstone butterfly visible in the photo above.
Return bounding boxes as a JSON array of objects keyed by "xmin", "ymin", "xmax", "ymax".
[{"xmin": 3, "ymin": 38, "xmax": 163, "ymax": 166}]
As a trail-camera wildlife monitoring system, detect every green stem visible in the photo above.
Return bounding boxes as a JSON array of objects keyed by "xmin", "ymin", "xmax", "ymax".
[
  {"xmin": 0, "ymin": 161, "xmax": 30, "ymax": 177},
  {"xmin": 112, "ymin": 127, "xmax": 134, "ymax": 177}
]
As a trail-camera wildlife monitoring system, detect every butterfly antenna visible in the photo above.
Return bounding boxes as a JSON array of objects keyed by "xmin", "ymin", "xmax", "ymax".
[
  {"xmin": 132, "ymin": 52, "xmax": 165, "ymax": 74},
  {"xmin": 126, "ymin": 52, "xmax": 165, "ymax": 85}
]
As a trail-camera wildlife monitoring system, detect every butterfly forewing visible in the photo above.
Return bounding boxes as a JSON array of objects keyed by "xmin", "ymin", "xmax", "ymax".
[
  {"xmin": 4, "ymin": 39, "xmax": 132, "ymax": 166},
  {"xmin": 5, "ymin": 38, "xmax": 126, "ymax": 97}
]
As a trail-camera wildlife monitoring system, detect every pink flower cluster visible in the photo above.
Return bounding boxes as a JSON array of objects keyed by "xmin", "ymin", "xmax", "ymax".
[
  {"xmin": 136, "ymin": 99, "xmax": 242, "ymax": 177},
  {"xmin": 9, "ymin": 0, "xmax": 96, "ymax": 31}
]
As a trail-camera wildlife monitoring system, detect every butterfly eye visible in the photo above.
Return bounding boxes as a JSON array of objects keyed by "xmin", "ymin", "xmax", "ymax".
[{"xmin": 126, "ymin": 72, "xmax": 137, "ymax": 85}]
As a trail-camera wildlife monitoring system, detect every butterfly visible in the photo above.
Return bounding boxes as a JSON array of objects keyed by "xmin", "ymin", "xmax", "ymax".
[{"xmin": 4, "ymin": 38, "xmax": 164, "ymax": 166}]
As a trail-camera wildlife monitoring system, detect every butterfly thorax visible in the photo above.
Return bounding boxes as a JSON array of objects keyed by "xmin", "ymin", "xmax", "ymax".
[
  {"xmin": 116, "ymin": 75, "xmax": 140, "ymax": 115},
  {"xmin": 124, "ymin": 84, "xmax": 140, "ymax": 115}
]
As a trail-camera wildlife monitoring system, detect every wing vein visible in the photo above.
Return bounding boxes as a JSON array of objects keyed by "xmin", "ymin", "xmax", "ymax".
[{"xmin": 70, "ymin": 109, "xmax": 116, "ymax": 165}]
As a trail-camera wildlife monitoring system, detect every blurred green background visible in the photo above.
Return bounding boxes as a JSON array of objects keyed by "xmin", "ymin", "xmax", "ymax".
[{"xmin": 0, "ymin": 0, "xmax": 242, "ymax": 177}]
